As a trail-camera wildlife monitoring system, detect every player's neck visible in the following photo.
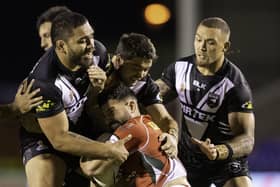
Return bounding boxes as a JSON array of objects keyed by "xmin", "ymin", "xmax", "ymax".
[
  {"xmin": 56, "ymin": 51, "xmax": 81, "ymax": 71},
  {"xmin": 197, "ymin": 56, "xmax": 224, "ymax": 76}
]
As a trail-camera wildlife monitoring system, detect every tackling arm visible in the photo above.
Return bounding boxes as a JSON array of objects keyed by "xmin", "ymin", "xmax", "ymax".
[
  {"xmin": 38, "ymin": 111, "xmax": 130, "ymax": 161},
  {"xmin": 226, "ymin": 112, "xmax": 255, "ymax": 158}
]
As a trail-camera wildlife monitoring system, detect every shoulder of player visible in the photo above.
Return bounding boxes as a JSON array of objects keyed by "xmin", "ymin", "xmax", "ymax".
[
  {"xmin": 169, "ymin": 55, "xmax": 195, "ymax": 72},
  {"xmin": 224, "ymin": 58, "xmax": 250, "ymax": 87},
  {"xmin": 29, "ymin": 49, "xmax": 59, "ymax": 82}
]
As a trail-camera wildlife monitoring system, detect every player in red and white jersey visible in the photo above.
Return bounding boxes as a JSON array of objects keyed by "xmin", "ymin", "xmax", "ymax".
[{"xmin": 80, "ymin": 83, "xmax": 190, "ymax": 187}]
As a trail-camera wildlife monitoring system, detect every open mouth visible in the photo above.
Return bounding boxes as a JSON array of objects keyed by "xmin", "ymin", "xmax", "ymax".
[{"xmin": 83, "ymin": 52, "xmax": 93, "ymax": 61}]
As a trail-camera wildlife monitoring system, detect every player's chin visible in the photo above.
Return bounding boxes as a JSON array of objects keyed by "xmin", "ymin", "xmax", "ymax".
[{"xmin": 80, "ymin": 57, "xmax": 93, "ymax": 68}]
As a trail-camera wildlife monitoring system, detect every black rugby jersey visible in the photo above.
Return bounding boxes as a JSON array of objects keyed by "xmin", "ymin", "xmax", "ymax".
[
  {"xmin": 29, "ymin": 40, "xmax": 108, "ymax": 125},
  {"xmin": 106, "ymin": 71, "xmax": 162, "ymax": 107},
  {"xmin": 161, "ymin": 55, "xmax": 253, "ymax": 142},
  {"xmin": 130, "ymin": 74, "xmax": 162, "ymax": 107}
]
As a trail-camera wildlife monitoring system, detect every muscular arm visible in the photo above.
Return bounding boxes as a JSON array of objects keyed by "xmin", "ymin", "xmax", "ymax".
[
  {"xmin": 146, "ymin": 103, "xmax": 178, "ymax": 135},
  {"xmin": 226, "ymin": 112, "xmax": 255, "ymax": 158},
  {"xmin": 146, "ymin": 103, "xmax": 179, "ymax": 157},
  {"xmin": 80, "ymin": 134, "xmax": 122, "ymax": 184},
  {"xmin": 192, "ymin": 112, "xmax": 255, "ymax": 160},
  {"xmin": 38, "ymin": 111, "xmax": 129, "ymax": 161},
  {"xmin": 155, "ymin": 79, "xmax": 177, "ymax": 103}
]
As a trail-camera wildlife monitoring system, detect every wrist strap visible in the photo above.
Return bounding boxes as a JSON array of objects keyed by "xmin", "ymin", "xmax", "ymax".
[
  {"xmin": 224, "ymin": 143, "xmax": 233, "ymax": 160},
  {"xmin": 215, "ymin": 143, "xmax": 233, "ymax": 160}
]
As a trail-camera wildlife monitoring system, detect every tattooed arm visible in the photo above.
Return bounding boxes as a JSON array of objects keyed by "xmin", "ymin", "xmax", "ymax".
[
  {"xmin": 227, "ymin": 112, "xmax": 255, "ymax": 158},
  {"xmin": 192, "ymin": 112, "xmax": 255, "ymax": 160},
  {"xmin": 38, "ymin": 111, "xmax": 130, "ymax": 162}
]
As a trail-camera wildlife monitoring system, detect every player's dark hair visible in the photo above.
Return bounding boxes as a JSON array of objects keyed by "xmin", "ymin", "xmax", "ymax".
[
  {"xmin": 115, "ymin": 33, "xmax": 158, "ymax": 60},
  {"xmin": 36, "ymin": 6, "xmax": 72, "ymax": 30},
  {"xmin": 51, "ymin": 11, "xmax": 88, "ymax": 46},
  {"xmin": 200, "ymin": 17, "xmax": 230, "ymax": 36},
  {"xmin": 98, "ymin": 83, "xmax": 136, "ymax": 106}
]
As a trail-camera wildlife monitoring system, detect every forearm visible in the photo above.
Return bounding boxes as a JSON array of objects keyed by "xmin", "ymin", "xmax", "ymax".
[
  {"xmin": 81, "ymin": 157, "xmax": 116, "ymax": 177},
  {"xmin": 214, "ymin": 134, "xmax": 254, "ymax": 161},
  {"xmin": 226, "ymin": 134, "xmax": 254, "ymax": 158},
  {"xmin": 222, "ymin": 112, "xmax": 255, "ymax": 159},
  {"xmin": 52, "ymin": 131, "xmax": 112, "ymax": 159},
  {"xmin": 155, "ymin": 116, "xmax": 179, "ymax": 140}
]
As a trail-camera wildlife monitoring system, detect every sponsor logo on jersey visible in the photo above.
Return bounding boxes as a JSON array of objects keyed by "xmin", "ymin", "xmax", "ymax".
[
  {"xmin": 65, "ymin": 96, "xmax": 87, "ymax": 123},
  {"xmin": 193, "ymin": 80, "xmax": 206, "ymax": 90},
  {"xmin": 207, "ymin": 92, "xmax": 220, "ymax": 108},
  {"xmin": 36, "ymin": 100, "xmax": 55, "ymax": 112},
  {"xmin": 241, "ymin": 101, "xmax": 253, "ymax": 109},
  {"xmin": 182, "ymin": 104, "xmax": 216, "ymax": 122},
  {"xmin": 228, "ymin": 161, "xmax": 242, "ymax": 173}
]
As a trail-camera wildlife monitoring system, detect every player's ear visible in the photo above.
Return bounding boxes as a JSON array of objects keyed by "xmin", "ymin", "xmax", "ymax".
[
  {"xmin": 55, "ymin": 40, "xmax": 67, "ymax": 54},
  {"xmin": 128, "ymin": 100, "xmax": 137, "ymax": 113},
  {"xmin": 223, "ymin": 41, "xmax": 231, "ymax": 53},
  {"xmin": 111, "ymin": 54, "xmax": 124, "ymax": 70}
]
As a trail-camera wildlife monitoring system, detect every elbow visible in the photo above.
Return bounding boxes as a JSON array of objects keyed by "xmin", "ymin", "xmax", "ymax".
[
  {"xmin": 50, "ymin": 135, "xmax": 66, "ymax": 152},
  {"xmin": 80, "ymin": 160, "xmax": 97, "ymax": 177},
  {"xmin": 241, "ymin": 136, "xmax": 255, "ymax": 157},
  {"xmin": 80, "ymin": 159, "xmax": 105, "ymax": 177},
  {"xmin": 52, "ymin": 142, "xmax": 64, "ymax": 152},
  {"xmin": 247, "ymin": 136, "xmax": 255, "ymax": 155}
]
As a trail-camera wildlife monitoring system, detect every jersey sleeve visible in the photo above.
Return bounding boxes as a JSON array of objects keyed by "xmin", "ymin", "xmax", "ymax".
[
  {"xmin": 160, "ymin": 63, "xmax": 176, "ymax": 90},
  {"xmin": 227, "ymin": 83, "xmax": 254, "ymax": 113},
  {"xmin": 32, "ymin": 79, "xmax": 64, "ymax": 118},
  {"xmin": 137, "ymin": 76, "xmax": 162, "ymax": 107}
]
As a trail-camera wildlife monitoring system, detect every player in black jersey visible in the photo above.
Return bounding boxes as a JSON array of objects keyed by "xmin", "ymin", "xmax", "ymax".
[
  {"xmin": 0, "ymin": 6, "xmax": 70, "ymax": 121},
  {"xmin": 156, "ymin": 17, "xmax": 255, "ymax": 187},
  {"xmin": 36, "ymin": 6, "xmax": 92, "ymax": 186},
  {"xmin": 87, "ymin": 33, "xmax": 179, "ymax": 158},
  {"xmin": 20, "ymin": 11, "xmax": 131, "ymax": 187}
]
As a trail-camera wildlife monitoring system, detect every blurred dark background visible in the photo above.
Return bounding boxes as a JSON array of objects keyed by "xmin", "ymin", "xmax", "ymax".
[{"xmin": 0, "ymin": 0, "xmax": 279, "ymax": 184}]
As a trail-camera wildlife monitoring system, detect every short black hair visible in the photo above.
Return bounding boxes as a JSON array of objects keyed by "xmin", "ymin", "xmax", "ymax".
[
  {"xmin": 98, "ymin": 83, "xmax": 136, "ymax": 107},
  {"xmin": 199, "ymin": 17, "xmax": 230, "ymax": 36},
  {"xmin": 36, "ymin": 6, "xmax": 72, "ymax": 30},
  {"xmin": 51, "ymin": 11, "xmax": 88, "ymax": 46},
  {"xmin": 115, "ymin": 33, "xmax": 158, "ymax": 60}
]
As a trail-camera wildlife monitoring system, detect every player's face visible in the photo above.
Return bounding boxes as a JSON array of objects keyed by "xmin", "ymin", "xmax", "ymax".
[
  {"xmin": 39, "ymin": 21, "xmax": 52, "ymax": 51},
  {"xmin": 194, "ymin": 25, "xmax": 228, "ymax": 67},
  {"xmin": 102, "ymin": 99, "xmax": 132, "ymax": 130},
  {"xmin": 65, "ymin": 22, "xmax": 95, "ymax": 68},
  {"xmin": 119, "ymin": 57, "xmax": 153, "ymax": 86}
]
